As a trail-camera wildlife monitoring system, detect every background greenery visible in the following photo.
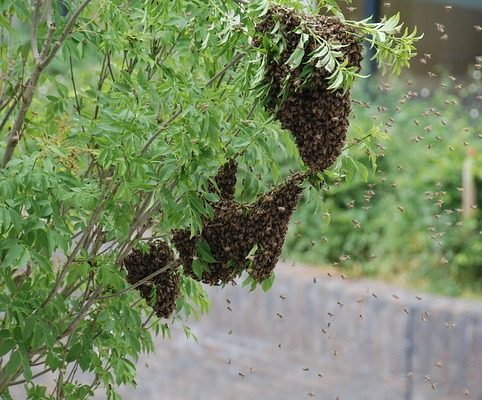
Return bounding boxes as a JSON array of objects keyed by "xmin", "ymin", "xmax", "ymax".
[{"xmin": 284, "ymin": 70, "xmax": 482, "ymax": 297}]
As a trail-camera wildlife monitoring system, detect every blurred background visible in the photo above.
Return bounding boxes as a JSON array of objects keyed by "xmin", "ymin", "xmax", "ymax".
[{"xmin": 284, "ymin": 0, "xmax": 482, "ymax": 298}]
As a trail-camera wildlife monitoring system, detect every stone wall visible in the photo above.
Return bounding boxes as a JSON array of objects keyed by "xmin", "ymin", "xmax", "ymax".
[{"xmin": 184, "ymin": 262, "xmax": 482, "ymax": 400}]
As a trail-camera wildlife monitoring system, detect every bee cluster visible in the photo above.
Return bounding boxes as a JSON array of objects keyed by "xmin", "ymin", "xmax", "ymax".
[
  {"xmin": 123, "ymin": 240, "xmax": 180, "ymax": 319},
  {"xmin": 255, "ymin": 5, "xmax": 363, "ymax": 172},
  {"xmin": 125, "ymin": 5, "xmax": 364, "ymax": 318},
  {"xmin": 173, "ymin": 164, "xmax": 304, "ymax": 285},
  {"xmin": 208, "ymin": 158, "xmax": 238, "ymax": 201}
]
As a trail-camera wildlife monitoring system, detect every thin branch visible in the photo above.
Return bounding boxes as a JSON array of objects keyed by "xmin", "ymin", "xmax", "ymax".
[
  {"xmin": 0, "ymin": 91, "xmax": 21, "ymax": 133},
  {"xmin": 98, "ymin": 260, "xmax": 181, "ymax": 301},
  {"xmin": 206, "ymin": 53, "xmax": 245, "ymax": 87},
  {"xmin": 40, "ymin": 181, "xmax": 114, "ymax": 309},
  {"xmin": 69, "ymin": 53, "xmax": 83, "ymax": 117},
  {"xmin": 31, "ymin": 0, "xmax": 42, "ymax": 62},
  {"xmin": 140, "ymin": 107, "xmax": 182, "ymax": 155},
  {"xmin": 40, "ymin": 0, "xmax": 93, "ymax": 69},
  {"xmin": 343, "ymin": 132, "xmax": 373, "ymax": 151},
  {"xmin": 38, "ymin": 0, "xmax": 56, "ymax": 63},
  {"xmin": 9, "ymin": 368, "xmax": 52, "ymax": 386}
]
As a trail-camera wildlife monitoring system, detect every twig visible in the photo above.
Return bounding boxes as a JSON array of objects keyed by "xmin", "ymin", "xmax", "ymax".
[
  {"xmin": 140, "ymin": 108, "xmax": 182, "ymax": 155},
  {"xmin": 9, "ymin": 368, "xmax": 52, "ymax": 386},
  {"xmin": 206, "ymin": 53, "xmax": 245, "ymax": 87},
  {"xmin": 98, "ymin": 260, "xmax": 181, "ymax": 301},
  {"xmin": 30, "ymin": 0, "xmax": 42, "ymax": 62},
  {"xmin": 343, "ymin": 132, "xmax": 373, "ymax": 151},
  {"xmin": 40, "ymin": 0, "xmax": 93, "ymax": 69}
]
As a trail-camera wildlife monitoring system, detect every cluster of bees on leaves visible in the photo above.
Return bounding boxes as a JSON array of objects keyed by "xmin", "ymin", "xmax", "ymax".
[{"xmin": 123, "ymin": 5, "xmax": 363, "ymax": 319}]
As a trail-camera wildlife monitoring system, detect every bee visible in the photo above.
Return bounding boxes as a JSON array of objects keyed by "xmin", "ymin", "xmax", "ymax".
[
  {"xmin": 276, "ymin": 313, "xmax": 283, "ymax": 319},
  {"xmin": 435, "ymin": 23, "xmax": 445, "ymax": 33},
  {"xmin": 474, "ymin": 25, "xmax": 482, "ymax": 32},
  {"xmin": 444, "ymin": 5, "xmax": 453, "ymax": 11}
]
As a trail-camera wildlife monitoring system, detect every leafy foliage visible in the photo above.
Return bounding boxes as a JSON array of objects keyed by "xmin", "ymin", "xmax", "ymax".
[{"xmin": 0, "ymin": 0, "xmax": 420, "ymax": 398}]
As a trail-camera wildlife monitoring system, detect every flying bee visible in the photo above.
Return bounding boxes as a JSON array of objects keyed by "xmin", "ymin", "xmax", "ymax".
[{"xmin": 435, "ymin": 23, "xmax": 445, "ymax": 33}]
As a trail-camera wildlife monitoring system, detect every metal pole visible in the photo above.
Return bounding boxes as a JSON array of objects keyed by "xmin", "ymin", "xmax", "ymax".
[{"xmin": 363, "ymin": 0, "xmax": 381, "ymax": 77}]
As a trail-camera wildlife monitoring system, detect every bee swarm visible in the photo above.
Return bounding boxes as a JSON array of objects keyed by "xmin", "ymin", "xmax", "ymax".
[
  {"xmin": 255, "ymin": 5, "xmax": 363, "ymax": 171},
  {"xmin": 173, "ymin": 167, "xmax": 304, "ymax": 285},
  {"xmin": 124, "ymin": 240, "xmax": 180, "ymax": 319}
]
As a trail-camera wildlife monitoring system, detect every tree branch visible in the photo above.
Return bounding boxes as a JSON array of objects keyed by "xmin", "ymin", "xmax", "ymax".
[
  {"xmin": 206, "ymin": 53, "xmax": 245, "ymax": 87},
  {"xmin": 98, "ymin": 260, "xmax": 181, "ymax": 301},
  {"xmin": 30, "ymin": 0, "xmax": 42, "ymax": 62},
  {"xmin": 9, "ymin": 367, "xmax": 52, "ymax": 386},
  {"xmin": 140, "ymin": 107, "xmax": 182, "ymax": 155},
  {"xmin": 40, "ymin": 0, "xmax": 93, "ymax": 69}
]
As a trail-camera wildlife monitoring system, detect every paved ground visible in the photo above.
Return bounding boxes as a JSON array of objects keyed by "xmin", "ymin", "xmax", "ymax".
[
  {"xmin": 112, "ymin": 327, "xmax": 408, "ymax": 400},
  {"xmin": 8, "ymin": 263, "xmax": 482, "ymax": 400}
]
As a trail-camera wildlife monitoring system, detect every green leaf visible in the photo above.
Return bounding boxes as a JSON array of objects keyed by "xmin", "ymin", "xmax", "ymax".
[
  {"xmin": 5, "ymin": 350, "xmax": 21, "ymax": 376},
  {"xmin": 196, "ymin": 240, "xmax": 217, "ymax": 263},
  {"xmin": 192, "ymin": 259, "xmax": 204, "ymax": 279},
  {"xmin": 261, "ymin": 273, "xmax": 275, "ymax": 292},
  {"xmin": 286, "ymin": 47, "xmax": 305, "ymax": 69},
  {"xmin": 0, "ymin": 338, "xmax": 15, "ymax": 357}
]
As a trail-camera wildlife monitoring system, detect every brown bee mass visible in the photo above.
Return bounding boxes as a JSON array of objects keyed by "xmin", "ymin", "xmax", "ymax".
[
  {"xmin": 255, "ymin": 5, "xmax": 363, "ymax": 172},
  {"xmin": 208, "ymin": 159, "xmax": 238, "ymax": 201},
  {"xmin": 124, "ymin": 240, "xmax": 180, "ymax": 319},
  {"xmin": 173, "ymin": 173, "xmax": 304, "ymax": 285}
]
